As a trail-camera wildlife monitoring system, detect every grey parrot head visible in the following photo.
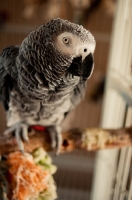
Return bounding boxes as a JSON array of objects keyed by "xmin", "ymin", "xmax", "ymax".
[
  {"xmin": 18, "ymin": 18, "xmax": 96, "ymax": 92},
  {"xmin": 43, "ymin": 18, "xmax": 96, "ymax": 81}
]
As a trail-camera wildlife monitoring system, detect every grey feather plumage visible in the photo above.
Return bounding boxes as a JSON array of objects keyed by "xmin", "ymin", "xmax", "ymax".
[{"xmin": 0, "ymin": 18, "xmax": 96, "ymax": 151}]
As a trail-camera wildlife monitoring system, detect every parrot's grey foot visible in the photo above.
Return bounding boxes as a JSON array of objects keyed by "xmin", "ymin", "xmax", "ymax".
[
  {"xmin": 47, "ymin": 126, "xmax": 62, "ymax": 155},
  {"xmin": 3, "ymin": 122, "xmax": 29, "ymax": 152}
]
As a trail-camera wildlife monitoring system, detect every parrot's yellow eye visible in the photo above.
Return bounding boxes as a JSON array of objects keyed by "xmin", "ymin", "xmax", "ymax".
[{"xmin": 62, "ymin": 37, "xmax": 69, "ymax": 44}]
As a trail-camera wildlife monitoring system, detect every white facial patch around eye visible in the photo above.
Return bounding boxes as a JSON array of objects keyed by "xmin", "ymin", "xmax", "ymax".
[
  {"xmin": 55, "ymin": 32, "xmax": 82, "ymax": 56},
  {"xmin": 55, "ymin": 32, "xmax": 95, "ymax": 60}
]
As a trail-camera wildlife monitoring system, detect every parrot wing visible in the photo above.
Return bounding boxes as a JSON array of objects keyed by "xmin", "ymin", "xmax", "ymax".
[
  {"xmin": 71, "ymin": 81, "xmax": 87, "ymax": 109},
  {"xmin": 0, "ymin": 46, "xmax": 19, "ymax": 110}
]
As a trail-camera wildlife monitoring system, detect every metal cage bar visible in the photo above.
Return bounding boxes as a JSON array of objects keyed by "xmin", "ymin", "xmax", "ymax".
[{"xmin": 91, "ymin": 0, "xmax": 132, "ymax": 199}]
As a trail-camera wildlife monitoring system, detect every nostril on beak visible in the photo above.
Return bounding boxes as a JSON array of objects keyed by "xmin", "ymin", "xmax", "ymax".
[{"xmin": 84, "ymin": 48, "xmax": 87, "ymax": 52}]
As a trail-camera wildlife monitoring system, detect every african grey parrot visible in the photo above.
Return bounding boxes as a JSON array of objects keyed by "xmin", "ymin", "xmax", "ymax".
[{"xmin": 0, "ymin": 18, "xmax": 96, "ymax": 153}]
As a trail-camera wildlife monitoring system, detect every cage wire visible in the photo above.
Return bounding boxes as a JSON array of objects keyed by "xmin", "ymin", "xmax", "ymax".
[{"xmin": 91, "ymin": 0, "xmax": 132, "ymax": 199}]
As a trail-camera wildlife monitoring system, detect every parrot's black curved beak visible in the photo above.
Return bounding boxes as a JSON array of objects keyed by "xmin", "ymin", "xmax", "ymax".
[{"xmin": 68, "ymin": 53, "xmax": 94, "ymax": 80}]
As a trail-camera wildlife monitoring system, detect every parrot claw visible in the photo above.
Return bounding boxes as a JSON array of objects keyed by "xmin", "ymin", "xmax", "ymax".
[
  {"xmin": 3, "ymin": 122, "xmax": 29, "ymax": 152},
  {"xmin": 47, "ymin": 126, "xmax": 62, "ymax": 155}
]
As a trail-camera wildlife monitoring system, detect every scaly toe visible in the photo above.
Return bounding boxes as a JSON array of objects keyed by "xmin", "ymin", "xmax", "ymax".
[
  {"xmin": 21, "ymin": 123, "xmax": 29, "ymax": 143},
  {"xmin": 47, "ymin": 126, "xmax": 62, "ymax": 154},
  {"xmin": 15, "ymin": 123, "xmax": 25, "ymax": 152}
]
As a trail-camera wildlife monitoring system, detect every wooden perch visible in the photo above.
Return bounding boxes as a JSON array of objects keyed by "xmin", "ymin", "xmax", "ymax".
[{"xmin": 0, "ymin": 126, "xmax": 131, "ymax": 155}]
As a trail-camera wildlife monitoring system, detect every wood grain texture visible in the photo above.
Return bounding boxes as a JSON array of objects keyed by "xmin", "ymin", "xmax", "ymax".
[{"xmin": 0, "ymin": 126, "xmax": 131, "ymax": 155}]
